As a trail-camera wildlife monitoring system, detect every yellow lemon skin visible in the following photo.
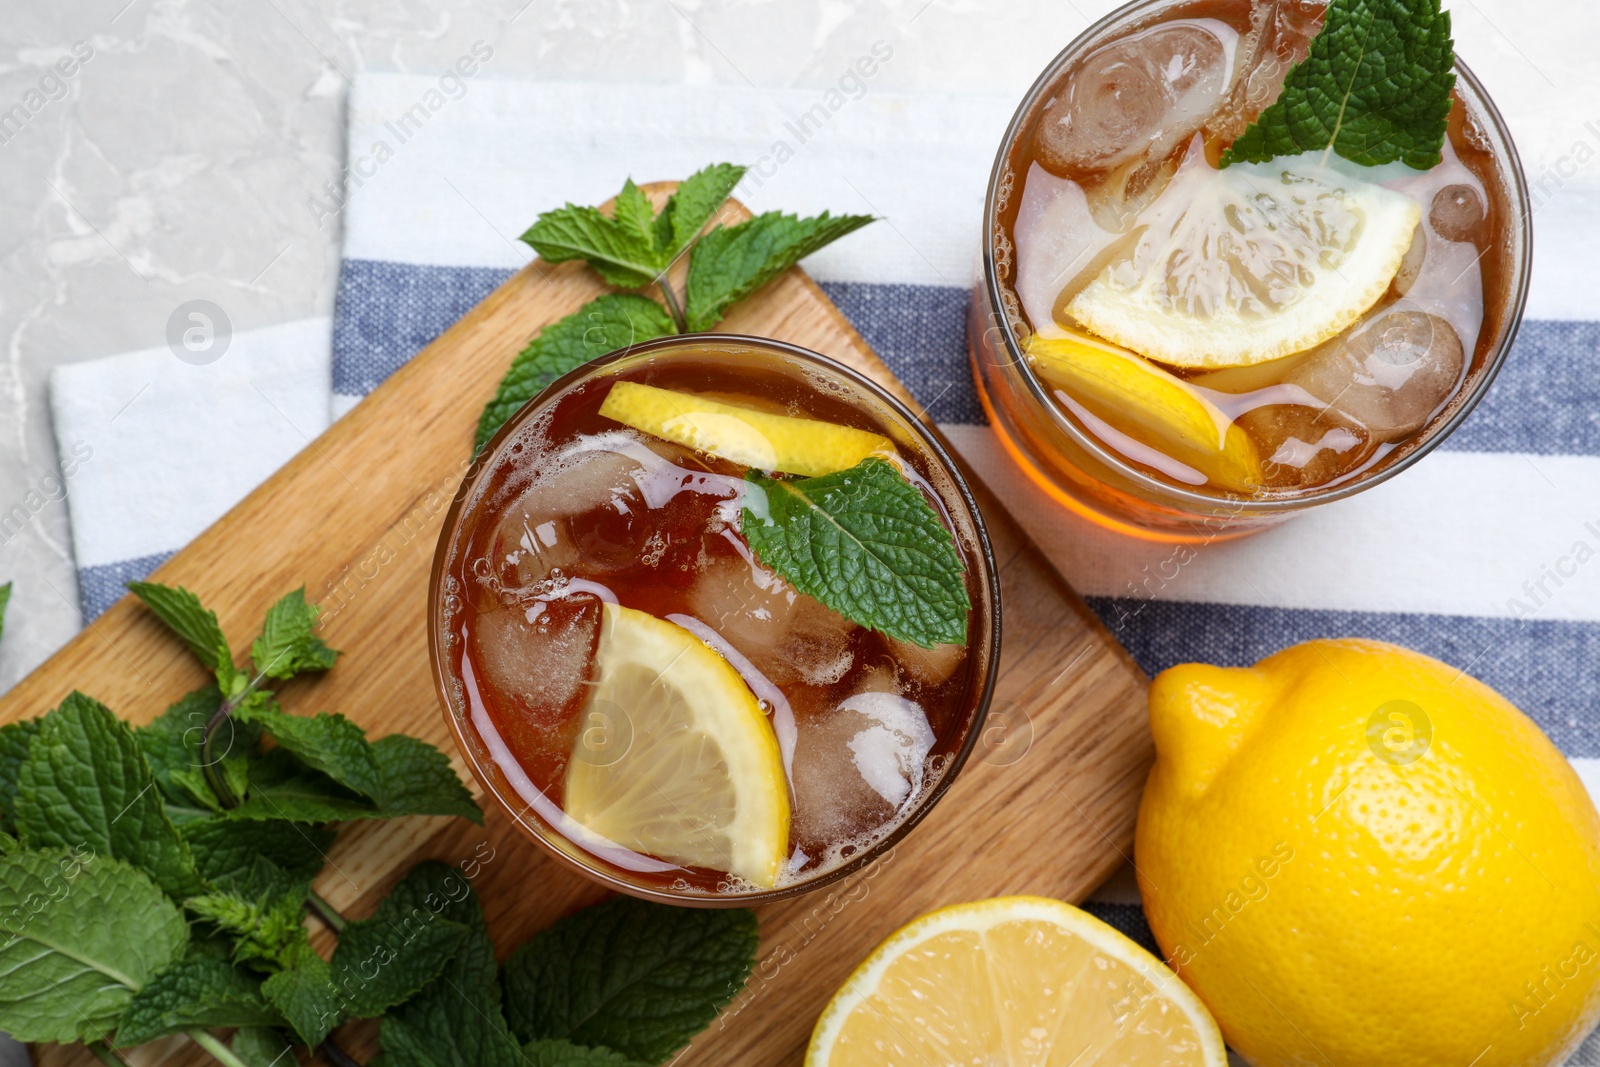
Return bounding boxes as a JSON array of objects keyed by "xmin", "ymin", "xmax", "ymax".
[{"xmin": 1136, "ymin": 638, "xmax": 1600, "ymax": 1067}]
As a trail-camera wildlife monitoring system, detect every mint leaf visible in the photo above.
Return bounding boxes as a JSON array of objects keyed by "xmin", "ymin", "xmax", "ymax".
[
  {"xmin": 262, "ymin": 951, "xmax": 342, "ymax": 1047},
  {"xmin": 0, "ymin": 851, "xmax": 188, "ymax": 1043},
  {"xmin": 0, "ymin": 719, "xmax": 39, "ymax": 837},
  {"xmin": 656, "ymin": 162, "xmax": 746, "ymax": 264},
  {"xmin": 379, "ymin": 861, "xmax": 521, "ymax": 1067},
  {"xmin": 741, "ymin": 457, "xmax": 970, "ymax": 648},
  {"xmin": 521, "ymin": 203, "xmax": 661, "ymax": 290},
  {"xmin": 231, "ymin": 1025, "xmax": 295, "ymax": 1066},
  {"xmin": 371, "ymin": 734, "xmax": 483, "ymax": 823},
  {"xmin": 234, "ymin": 750, "xmax": 382, "ymax": 823},
  {"xmin": 474, "ymin": 293, "xmax": 677, "ymax": 454},
  {"xmin": 522, "ymin": 1040, "xmax": 647, "ymax": 1067},
  {"xmin": 0, "ymin": 581, "xmax": 11, "ymax": 647},
  {"xmin": 331, "ymin": 865, "xmax": 470, "ymax": 1019},
  {"xmin": 116, "ymin": 956, "xmax": 285, "ymax": 1045},
  {"xmin": 611, "ymin": 179, "xmax": 658, "ymax": 251},
  {"xmin": 684, "ymin": 211, "xmax": 873, "ymax": 332},
  {"xmin": 15, "ymin": 692, "xmax": 203, "ymax": 900},
  {"xmin": 128, "ymin": 581, "xmax": 229, "ymax": 671},
  {"xmin": 1221, "ymin": 0, "xmax": 1454, "ymax": 169},
  {"xmin": 182, "ymin": 818, "xmax": 334, "ymax": 889},
  {"xmin": 240, "ymin": 705, "xmax": 384, "ymax": 800},
  {"xmin": 185, "ymin": 870, "xmax": 312, "ymax": 970},
  {"xmin": 502, "ymin": 897, "xmax": 757, "ymax": 1064},
  {"xmin": 252, "ymin": 588, "xmax": 338, "ymax": 680},
  {"xmin": 137, "ymin": 685, "xmax": 263, "ymax": 819}
]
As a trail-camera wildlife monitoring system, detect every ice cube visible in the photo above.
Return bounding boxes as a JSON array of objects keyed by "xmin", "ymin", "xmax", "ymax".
[
  {"xmin": 1430, "ymin": 184, "xmax": 1487, "ymax": 244},
  {"xmin": 468, "ymin": 597, "xmax": 600, "ymax": 728},
  {"xmin": 886, "ymin": 636, "xmax": 967, "ymax": 687},
  {"xmin": 687, "ymin": 545, "xmax": 857, "ymax": 688},
  {"xmin": 1032, "ymin": 20, "xmax": 1235, "ymax": 178},
  {"xmin": 787, "ymin": 687, "xmax": 935, "ymax": 854},
  {"xmin": 1291, "ymin": 310, "xmax": 1464, "ymax": 442},
  {"xmin": 1241, "ymin": 405, "xmax": 1375, "ymax": 489}
]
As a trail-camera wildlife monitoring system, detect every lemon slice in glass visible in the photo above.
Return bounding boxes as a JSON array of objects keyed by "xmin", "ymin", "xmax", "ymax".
[
  {"xmin": 599, "ymin": 381, "xmax": 893, "ymax": 476},
  {"xmin": 562, "ymin": 603, "xmax": 790, "ymax": 888},
  {"xmin": 1029, "ymin": 331, "xmax": 1261, "ymax": 491},
  {"xmin": 1066, "ymin": 153, "xmax": 1422, "ymax": 369},
  {"xmin": 807, "ymin": 896, "xmax": 1226, "ymax": 1067}
]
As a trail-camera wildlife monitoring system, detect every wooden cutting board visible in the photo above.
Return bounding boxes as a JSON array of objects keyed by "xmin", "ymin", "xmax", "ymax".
[{"xmin": 16, "ymin": 188, "xmax": 1151, "ymax": 1067}]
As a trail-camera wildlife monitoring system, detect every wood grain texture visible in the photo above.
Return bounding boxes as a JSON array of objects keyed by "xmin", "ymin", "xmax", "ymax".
[{"xmin": 20, "ymin": 188, "xmax": 1151, "ymax": 1067}]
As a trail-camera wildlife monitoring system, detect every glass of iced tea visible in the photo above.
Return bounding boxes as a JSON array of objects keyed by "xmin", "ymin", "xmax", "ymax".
[
  {"xmin": 970, "ymin": 0, "xmax": 1531, "ymax": 540},
  {"xmin": 430, "ymin": 335, "xmax": 999, "ymax": 904}
]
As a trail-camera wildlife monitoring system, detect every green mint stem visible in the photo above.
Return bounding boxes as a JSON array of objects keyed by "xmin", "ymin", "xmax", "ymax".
[
  {"xmin": 199, "ymin": 702, "xmax": 240, "ymax": 808},
  {"xmin": 321, "ymin": 1038, "xmax": 364, "ymax": 1067},
  {"xmin": 87, "ymin": 1042, "xmax": 128, "ymax": 1066},
  {"xmin": 307, "ymin": 889, "xmax": 347, "ymax": 932},
  {"xmin": 655, "ymin": 277, "xmax": 688, "ymax": 334},
  {"xmin": 188, "ymin": 1028, "xmax": 252, "ymax": 1067}
]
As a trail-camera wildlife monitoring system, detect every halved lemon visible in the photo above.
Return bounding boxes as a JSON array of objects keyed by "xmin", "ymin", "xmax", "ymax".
[
  {"xmin": 1029, "ymin": 331, "xmax": 1261, "ymax": 491},
  {"xmin": 807, "ymin": 896, "xmax": 1226, "ymax": 1067},
  {"xmin": 562, "ymin": 603, "xmax": 790, "ymax": 888},
  {"xmin": 1065, "ymin": 152, "xmax": 1422, "ymax": 369},
  {"xmin": 599, "ymin": 381, "xmax": 893, "ymax": 476}
]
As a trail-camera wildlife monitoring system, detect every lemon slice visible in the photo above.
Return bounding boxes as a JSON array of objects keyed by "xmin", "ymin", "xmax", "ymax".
[
  {"xmin": 599, "ymin": 381, "xmax": 893, "ymax": 476},
  {"xmin": 1029, "ymin": 331, "xmax": 1261, "ymax": 490},
  {"xmin": 1066, "ymin": 153, "xmax": 1422, "ymax": 369},
  {"xmin": 807, "ymin": 896, "xmax": 1226, "ymax": 1067},
  {"xmin": 562, "ymin": 603, "xmax": 790, "ymax": 888}
]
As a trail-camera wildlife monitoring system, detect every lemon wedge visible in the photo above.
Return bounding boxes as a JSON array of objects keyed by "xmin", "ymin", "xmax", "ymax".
[
  {"xmin": 807, "ymin": 896, "xmax": 1226, "ymax": 1066},
  {"xmin": 599, "ymin": 381, "xmax": 892, "ymax": 476},
  {"xmin": 562, "ymin": 603, "xmax": 790, "ymax": 888},
  {"xmin": 1065, "ymin": 153, "xmax": 1422, "ymax": 369},
  {"xmin": 1029, "ymin": 331, "xmax": 1261, "ymax": 490}
]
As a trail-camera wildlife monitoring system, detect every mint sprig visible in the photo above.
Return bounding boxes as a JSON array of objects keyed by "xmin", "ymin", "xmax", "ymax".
[
  {"xmin": 502, "ymin": 896, "xmax": 758, "ymax": 1064},
  {"xmin": 741, "ymin": 457, "xmax": 970, "ymax": 649},
  {"xmin": 1221, "ymin": 0, "xmax": 1455, "ymax": 170},
  {"xmin": 476, "ymin": 163, "xmax": 874, "ymax": 453}
]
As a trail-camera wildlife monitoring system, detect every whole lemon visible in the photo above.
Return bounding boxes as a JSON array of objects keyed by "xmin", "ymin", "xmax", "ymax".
[{"xmin": 1136, "ymin": 638, "xmax": 1600, "ymax": 1067}]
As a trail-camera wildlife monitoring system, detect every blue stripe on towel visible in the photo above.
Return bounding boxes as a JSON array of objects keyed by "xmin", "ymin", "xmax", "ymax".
[
  {"xmin": 332, "ymin": 261, "xmax": 513, "ymax": 397},
  {"xmin": 331, "ymin": 261, "xmax": 1600, "ymax": 462},
  {"xmin": 1086, "ymin": 597, "xmax": 1600, "ymax": 757},
  {"xmin": 79, "ymin": 551, "xmax": 174, "ymax": 622}
]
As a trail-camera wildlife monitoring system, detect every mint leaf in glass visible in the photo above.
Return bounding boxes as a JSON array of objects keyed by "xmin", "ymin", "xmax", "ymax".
[
  {"xmin": 116, "ymin": 956, "xmax": 285, "ymax": 1046},
  {"xmin": 684, "ymin": 210, "xmax": 874, "ymax": 332},
  {"xmin": 474, "ymin": 292, "xmax": 677, "ymax": 454},
  {"xmin": 1221, "ymin": 0, "xmax": 1455, "ymax": 170},
  {"xmin": 502, "ymin": 896, "xmax": 758, "ymax": 1064},
  {"xmin": 0, "ymin": 851, "xmax": 188, "ymax": 1043},
  {"xmin": 15, "ymin": 692, "xmax": 203, "ymax": 900},
  {"xmin": 741, "ymin": 457, "xmax": 970, "ymax": 648}
]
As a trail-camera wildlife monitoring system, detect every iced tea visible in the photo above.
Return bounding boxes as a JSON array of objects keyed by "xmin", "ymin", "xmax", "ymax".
[
  {"xmin": 971, "ymin": 0, "xmax": 1530, "ymax": 539},
  {"xmin": 431, "ymin": 337, "xmax": 997, "ymax": 902}
]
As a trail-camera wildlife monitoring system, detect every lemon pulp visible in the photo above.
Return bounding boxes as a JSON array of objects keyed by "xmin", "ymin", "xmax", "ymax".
[
  {"xmin": 1065, "ymin": 151, "xmax": 1422, "ymax": 369},
  {"xmin": 562, "ymin": 603, "xmax": 790, "ymax": 888},
  {"xmin": 599, "ymin": 381, "xmax": 893, "ymax": 476},
  {"xmin": 807, "ymin": 896, "xmax": 1226, "ymax": 1066}
]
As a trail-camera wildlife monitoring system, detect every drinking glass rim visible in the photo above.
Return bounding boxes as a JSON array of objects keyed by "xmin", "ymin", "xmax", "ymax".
[
  {"xmin": 428, "ymin": 332, "xmax": 1003, "ymax": 907},
  {"xmin": 978, "ymin": 0, "xmax": 1534, "ymax": 514}
]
